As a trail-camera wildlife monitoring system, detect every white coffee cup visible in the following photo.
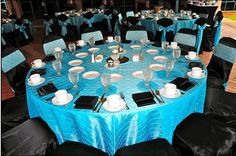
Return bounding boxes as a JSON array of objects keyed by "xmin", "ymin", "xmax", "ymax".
[
  {"xmin": 54, "ymin": 47, "xmax": 62, "ymax": 52},
  {"xmin": 55, "ymin": 90, "xmax": 69, "ymax": 103},
  {"xmin": 107, "ymin": 94, "xmax": 121, "ymax": 109},
  {"xmin": 191, "ymin": 67, "xmax": 205, "ymax": 77},
  {"xmin": 188, "ymin": 51, "xmax": 198, "ymax": 60},
  {"xmin": 31, "ymin": 59, "xmax": 43, "ymax": 68},
  {"xmin": 77, "ymin": 40, "xmax": 85, "ymax": 46},
  {"xmin": 141, "ymin": 15, "xmax": 145, "ymax": 19},
  {"xmin": 171, "ymin": 42, "xmax": 178, "ymax": 49},
  {"xmin": 28, "ymin": 74, "xmax": 41, "ymax": 84},
  {"xmin": 164, "ymin": 83, "xmax": 178, "ymax": 96},
  {"xmin": 107, "ymin": 36, "xmax": 114, "ymax": 42}
]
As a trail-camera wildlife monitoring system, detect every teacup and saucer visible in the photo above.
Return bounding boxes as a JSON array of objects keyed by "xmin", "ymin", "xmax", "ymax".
[
  {"xmin": 31, "ymin": 59, "xmax": 45, "ymax": 68},
  {"xmin": 159, "ymin": 83, "xmax": 181, "ymax": 98},
  {"xmin": 52, "ymin": 90, "xmax": 73, "ymax": 105},
  {"xmin": 103, "ymin": 94, "xmax": 126, "ymax": 112},
  {"xmin": 28, "ymin": 74, "xmax": 45, "ymax": 86},
  {"xmin": 187, "ymin": 67, "xmax": 205, "ymax": 79},
  {"xmin": 185, "ymin": 51, "xmax": 199, "ymax": 60}
]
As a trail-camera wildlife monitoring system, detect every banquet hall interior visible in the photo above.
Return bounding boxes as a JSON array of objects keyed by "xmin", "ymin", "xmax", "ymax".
[{"xmin": 1, "ymin": 0, "xmax": 236, "ymax": 155}]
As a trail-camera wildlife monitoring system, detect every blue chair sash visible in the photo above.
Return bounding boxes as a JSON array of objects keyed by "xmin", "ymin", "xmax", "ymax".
[
  {"xmin": 44, "ymin": 19, "xmax": 53, "ymax": 36},
  {"xmin": 192, "ymin": 24, "xmax": 207, "ymax": 53},
  {"xmin": 23, "ymin": 18, "xmax": 35, "ymax": 33},
  {"xmin": 118, "ymin": 13, "xmax": 123, "ymax": 25},
  {"xmin": 214, "ymin": 42, "xmax": 236, "ymax": 64},
  {"xmin": 158, "ymin": 25, "xmax": 174, "ymax": 42},
  {"xmin": 214, "ymin": 21, "xmax": 222, "ymax": 46},
  {"xmin": 1, "ymin": 26, "xmax": 6, "ymax": 45},
  {"xmin": 2, "ymin": 50, "xmax": 26, "ymax": 73},
  {"xmin": 58, "ymin": 19, "xmax": 70, "ymax": 36},
  {"xmin": 84, "ymin": 17, "xmax": 95, "ymax": 28},
  {"xmin": 114, "ymin": 21, "xmax": 120, "ymax": 36},
  {"xmin": 15, "ymin": 24, "xmax": 29, "ymax": 39},
  {"xmin": 104, "ymin": 14, "xmax": 112, "ymax": 32}
]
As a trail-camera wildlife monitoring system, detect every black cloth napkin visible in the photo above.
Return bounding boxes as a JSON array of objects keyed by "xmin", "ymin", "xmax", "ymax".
[
  {"xmin": 189, "ymin": 62, "xmax": 204, "ymax": 69},
  {"xmin": 74, "ymin": 96, "xmax": 99, "ymax": 109},
  {"xmin": 42, "ymin": 55, "xmax": 56, "ymax": 62},
  {"xmin": 132, "ymin": 92, "xmax": 156, "ymax": 107},
  {"xmin": 30, "ymin": 68, "xmax": 46, "ymax": 76},
  {"xmin": 95, "ymin": 40, "xmax": 104, "ymax": 45},
  {"xmin": 170, "ymin": 77, "xmax": 196, "ymax": 91},
  {"xmin": 37, "ymin": 83, "xmax": 58, "ymax": 97},
  {"xmin": 121, "ymin": 40, "xmax": 132, "ymax": 44},
  {"xmin": 152, "ymin": 42, "xmax": 161, "ymax": 47},
  {"xmin": 145, "ymin": 17, "xmax": 153, "ymax": 20}
]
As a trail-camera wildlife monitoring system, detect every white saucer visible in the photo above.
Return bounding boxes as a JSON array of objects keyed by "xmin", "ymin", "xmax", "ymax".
[
  {"xmin": 68, "ymin": 59, "xmax": 83, "ymax": 66},
  {"xmin": 103, "ymin": 99, "xmax": 127, "ymax": 112},
  {"xmin": 82, "ymin": 71, "xmax": 100, "ymax": 79},
  {"xmin": 32, "ymin": 62, "xmax": 46, "ymax": 69},
  {"xmin": 69, "ymin": 66, "xmax": 85, "ymax": 73},
  {"xmin": 28, "ymin": 78, "xmax": 45, "ymax": 86},
  {"xmin": 149, "ymin": 64, "xmax": 164, "ymax": 71},
  {"xmin": 153, "ymin": 56, "xmax": 168, "ymax": 62},
  {"xmin": 104, "ymin": 63, "xmax": 119, "ymax": 69},
  {"xmin": 110, "ymin": 73, "xmax": 122, "ymax": 82},
  {"xmin": 159, "ymin": 88, "xmax": 181, "ymax": 98},
  {"xmin": 146, "ymin": 49, "xmax": 159, "ymax": 54},
  {"xmin": 88, "ymin": 48, "xmax": 100, "ymax": 53},
  {"xmin": 187, "ymin": 72, "xmax": 205, "ymax": 79},
  {"xmin": 108, "ymin": 45, "xmax": 119, "ymax": 50},
  {"xmin": 52, "ymin": 94, "xmax": 73, "ymax": 106},
  {"xmin": 132, "ymin": 71, "xmax": 143, "ymax": 79},
  {"xmin": 76, "ymin": 43, "xmax": 86, "ymax": 47},
  {"xmin": 185, "ymin": 55, "xmax": 199, "ymax": 61},
  {"xmin": 75, "ymin": 52, "xmax": 88, "ymax": 58},
  {"xmin": 106, "ymin": 40, "xmax": 114, "ymax": 43},
  {"xmin": 130, "ymin": 45, "xmax": 142, "ymax": 49}
]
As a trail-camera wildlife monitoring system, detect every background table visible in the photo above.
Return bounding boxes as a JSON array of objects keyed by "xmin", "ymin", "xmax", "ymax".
[
  {"xmin": 2, "ymin": 22, "xmax": 15, "ymax": 33},
  {"xmin": 26, "ymin": 43, "xmax": 206, "ymax": 155}
]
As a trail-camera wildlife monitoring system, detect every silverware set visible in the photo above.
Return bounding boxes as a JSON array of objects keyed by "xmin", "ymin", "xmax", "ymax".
[
  {"xmin": 93, "ymin": 93, "xmax": 106, "ymax": 112},
  {"xmin": 147, "ymin": 86, "xmax": 164, "ymax": 104},
  {"xmin": 120, "ymin": 92, "xmax": 129, "ymax": 109}
]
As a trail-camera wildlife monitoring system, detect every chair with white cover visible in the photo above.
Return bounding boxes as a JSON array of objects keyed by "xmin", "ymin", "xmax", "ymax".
[
  {"xmin": 81, "ymin": 27, "xmax": 104, "ymax": 45},
  {"xmin": 42, "ymin": 35, "xmax": 66, "ymax": 56},
  {"xmin": 126, "ymin": 11, "xmax": 135, "ymax": 17},
  {"xmin": 125, "ymin": 25, "xmax": 148, "ymax": 42}
]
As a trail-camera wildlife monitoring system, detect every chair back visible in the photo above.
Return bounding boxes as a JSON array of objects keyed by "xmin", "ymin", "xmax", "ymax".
[
  {"xmin": 199, "ymin": 8, "xmax": 209, "ymax": 19},
  {"xmin": 81, "ymin": 27, "xmax": 103, "ymax": 43},
  {"xmin": 127, "ymin": 16, "xmax": 141, "ymax": 26},
  {"xmin": 43, "ymin": 36, "xmax": 66, "ymax": 56},
  {"xmin": 213, "ymin": 11, "xmax": 224, "ymax": 46},
  {"xmin": 126, "ymin": 11, "xmax": 134, "ymax": 17},
  {"xmin": 156, "ymin": 18, "xmax": 174, "ymax": 42},
  {"xmin": 126, "ymin": 26, "xmax": 148, "ymax": 41},
  {"xmin": 174, "ymin": 28, "xmax": 197, "ymax": 48}
]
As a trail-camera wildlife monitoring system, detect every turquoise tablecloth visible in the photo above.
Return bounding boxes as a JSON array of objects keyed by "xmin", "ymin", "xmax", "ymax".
[{"xmin": 26, "ymin": 42, "xmax": 206, "ymax": 155}]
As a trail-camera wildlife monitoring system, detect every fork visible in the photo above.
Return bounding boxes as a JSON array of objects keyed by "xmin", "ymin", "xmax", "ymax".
[{"xmin": 120, "ymin": 92, "xmax": 129, "ymax": 109}]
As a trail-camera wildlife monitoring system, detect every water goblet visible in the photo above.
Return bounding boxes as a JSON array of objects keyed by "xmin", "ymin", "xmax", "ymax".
[
  {"xmin": 164, "ymin": 59, "xmax": 175, "ymax": 77},
  {"xmin": 172, "ymin": 46, "xmax": 181, "ymax": 62},
  {"xmin": 162, "ymin": 41, "xmax": 169, "ymax": 54},
  {"xmin": 68, "ymin": 71, "xmax": 79, "ymax": 89},
  {"xmin": 115, "ymin": 36, "xmax": 121, "ymax": 45},
  {"xmin": 88, "ymin": 37, "xmax": 95, "ymax": 47},
  {"xmin": 142, "ymin": 67, "xmax": 153, "ymax": 86},
  {"xmin": 101, "ymin": 73, "xmax": 111, "ymax": 92},
  {"xmin": 111, "ymin": 53, "xmax": 120, "ymax": 65},
  {"xmin": 68, "ymin": 43, "xmax": 76, "ymax": 55},
  {"xmin": 54, "ymin": 51, "xmax": 63, "ymax": 61},
  {"xmin": 52, "ymin": 60, "xmax": 62, "ymax": 76}
]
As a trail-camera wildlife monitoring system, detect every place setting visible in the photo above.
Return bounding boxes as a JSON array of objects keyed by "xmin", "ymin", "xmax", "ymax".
[
  {"xmin": 51, "ymin": 89, "xmax": 73, "ymax": 106},
  {"xmin": 159, "ymin": 83, "xmax": 181, "ymax": 99},
  {"xmin": 187, "ymin": 67, "xmax": 206, "ymax": 79},
  {"xmin": 102, "ymin": 94, "xmax": 127, "ymax": 113},
  {"xmin": 68, "ymin": 59, "xmax": 83, "ymax": 66},
  {"xmin": 82, "ymin": 71, "xmax": 100, "ymax": 80},
  {"xmin": 28, "ymin": 73, "xmax": 45, "ymax": 86},
  {"xmin": 185, "ymin": 51, "xmax": 200, "ymax": 61},
  {"xmin": 31, "ymin": 59, "xmax": 46, "ymax": 69}
]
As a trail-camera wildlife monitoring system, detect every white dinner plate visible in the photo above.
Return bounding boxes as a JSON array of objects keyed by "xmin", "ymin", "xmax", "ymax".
[
  {"xmin": 149, "ymin": 64, "xmax": 164, "ymax": 71},
  {"xmin": 68, "ymin": 66, "xmax": 85, "ymax": 73},
  {"xmin": 82, "ymin": 71, "xmax": 100, "ymax": 79},
  {"xmin": 88, "ymin": 48, "xmax": 100, "ymax": 53},
  {"xmin": 159, "ymin": 88, "xmax": 181, "ymax": 98},
  {"xmin": 32, "ymin": 62, "xmax": 46, "ymax": 69},
  {"xmin": 108, "ymin": 45, "xmax": 119, "ymax": 50},
  {"xmin": 68, "ymin": 60, "xmax": 83, "ymax": 66},
  {"xmin": 110, "ymin": 73, "xmax": 122, "ymax": 82},
  {"xmin": 130, "ymin": 45, "xmax": 142, "ymax": 49},
  {"xmin": 75, "ymin": 52, "xmax": 89, "ymax": 58},
  {"xmin": 103, "ymin": 99, "xmax": 127, "ymax": 112},
  {"xmin": 146, "ymin": 49, "xmax": 159, "ymax": 54},
  {"xmin": 132, "ymin": 71, "xmax": 144, "ymax": 79},
  {"xmin": 187, "ymin": 71, "xmax": 206, "ymax": 79},
  {"xmin": 28, "ymin": 78, "xmax": 45, "ymax": 86},
  {"xmin": 52, "ymin": 94, "xmax": 73, "ymax": 106},
  {"xmin": 104, "ymin": 63, "xmax": 119, "ymax": 70},
  {"xmin": 185, "ymin": 55, "xmax": 199, "ymax": 61},
  {"xmin": 153, "ymin": 56, "xmax": 168, "ymax": 62}
]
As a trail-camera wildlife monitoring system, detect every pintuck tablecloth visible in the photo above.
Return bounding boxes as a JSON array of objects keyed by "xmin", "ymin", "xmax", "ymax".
[{"xmin": 26, "ymin": 42, "xmax": 206, "ymax": 155}]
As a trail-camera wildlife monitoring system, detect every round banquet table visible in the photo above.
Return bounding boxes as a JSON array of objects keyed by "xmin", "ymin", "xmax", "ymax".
[{"xmin": 26, "ymin": 42, "xmax": 207, "ymax": 155}]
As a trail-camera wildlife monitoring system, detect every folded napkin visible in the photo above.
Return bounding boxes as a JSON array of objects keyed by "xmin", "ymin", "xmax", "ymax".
[
  {"xmin": 37, "ymin": 83, "xmax": 58, "ymax": 96},
  {"xmin": 170, "ymin": 77, "xmax": 196, "ymax": 91},
  {"xmin": 95, "ymin": 40, "xmax": 104, "ymax": 45},
  {"xmin": 132, "ymin": 92, "xmax": 155, "ymax": 107},
  {"xmin": 30, "ymin": 68, "xmax": 46, "ymax": 76},
  {"xmin": 189, "ymin": 62, "xmax": 204, "ymax": 69},
  {"xmin": 121, "ymin": 40, "xmax": 132, "ymax": 44},
  {"xmin": 42, "ymin": 55, "xmax": 56, "ymax": 62},
  {"xmin": 74, "ymin": 96, "xmax": 99, "ymax": 109}
]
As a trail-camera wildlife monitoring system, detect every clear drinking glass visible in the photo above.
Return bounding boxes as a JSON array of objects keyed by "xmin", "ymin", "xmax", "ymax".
[
  {"xmin": 88, "ymin": 37, "xmax": 95, "ymax": 47},
  {"xmin": 162, "ymin": 41, "xmax": 169, "ymax": 53},
  {"xmin": 54, "ymin": 51, "xmax": 63, "ymax": 61},
  {"xmin": 142, "ymin": 68, "xmax": 153, "ymax": 86},
  {"xmin": 68, "ymin": 71, "xmax": 79, "ymax": 89},
  {"xmin": 164, "ymin": 59, "xmax": 175, "ymax": 77},
  {"xmin": 111, "ymin": 53, "xmax": 120, "ymax": 65},
  {"xmin": 101, "ymin": 73, "xmax": 111, "ymax": 91},
  {"xmin": 172, "ymin": 47, "xmax": 181, "ymax": 61},
  {"xmin": 52, "ymin": 60, "xmax": 62, "ymax": 76},
  {"xmin": 68, "ymin": 43, "xmax": 76, "ymax": 55},
  {"xmin": 115, "ymin": 36, "xmax": 121, "ymax": 45}
]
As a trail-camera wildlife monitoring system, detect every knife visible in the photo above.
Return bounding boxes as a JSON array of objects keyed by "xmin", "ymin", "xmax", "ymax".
[
  {"xmin": 96, "ymin": 97, "xmax": 106, "ymax": 112},
  {"xmin": 93, "ymin": 93, "xmax": 105, "ymax": 112},
  {"xmin": 147, "ymin": 86, "xmax": 163, "ymax": 104}
]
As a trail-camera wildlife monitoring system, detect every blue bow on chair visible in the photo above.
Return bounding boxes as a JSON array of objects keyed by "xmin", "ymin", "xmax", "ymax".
[
  {"xmin": 15, "ymin": 24, "xmax": 29, "ymax": 39},
  {"xmin": 1, "ymin": 27, "xmax": 6, "ymax": 45},
  {"xmin": 59, "ymin": 19, "xmax": 70, "ymax": 36},
  {"xmin": 158, "ymin": 25, "xmax": 174, "ymax": 42},
  {"xmin": 84, "ymin": 17, "xmax": 95, "ymax": 28},
  {"xmin": 214, "ymin": 21, "xmax": 222, "ymax": 46},
  {"xmin": 104, "ymin": 14, "xmax": 112, "ymax": 32},
  {"xmin": 23, "ymin": 18, "xmax": 36, "ymax": 34},
  {"xmin": 44, "ymin": 19, "xmax": 53, "ymax": 36},
  {"xmin": 114, "ymin": 21, "xmax": 120, "ymax": 36},
  {"xmin": 193, "ymin": 24, "xmax": 206, "ymax": 53}
]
